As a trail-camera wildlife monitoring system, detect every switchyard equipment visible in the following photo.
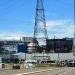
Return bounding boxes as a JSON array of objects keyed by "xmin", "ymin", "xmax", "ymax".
[{"xmin": 33, "ymin": 0, "xmax": 48, "ymax": 47}]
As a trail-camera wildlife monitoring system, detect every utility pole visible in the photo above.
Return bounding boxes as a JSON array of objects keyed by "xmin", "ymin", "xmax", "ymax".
[
  {"xmin": 72, "ymin": 0, "xmax": 75, "ymax": 52},
  {"xmin": 54, "ymin": 36, "xmax": 56, "ymax": 52},
  {"xmin": 33, "ymin": 0, "xmax": 48, "ymax": 51}
]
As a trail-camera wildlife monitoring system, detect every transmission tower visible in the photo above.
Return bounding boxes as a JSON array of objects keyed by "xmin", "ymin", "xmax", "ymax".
[
  {"xmin": 33, "ymin": 0, "xmax": 48, "ymax": 46},
  {"xmin": 72, "ymin": 0, "xmax": 75, "ymax": 52}
]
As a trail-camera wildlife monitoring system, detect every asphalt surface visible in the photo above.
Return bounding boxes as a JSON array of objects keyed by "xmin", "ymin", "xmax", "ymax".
[
  {"xmin": 0, "ymin": 67, "xmax": 56, "ymax": 75},
  {"xmin": 35, "ymin": 67, "xmax": 75, "ymax": 75},
  {"xmin": 0, "ymin": 67, "xmax": 75, "ymax": 75}
]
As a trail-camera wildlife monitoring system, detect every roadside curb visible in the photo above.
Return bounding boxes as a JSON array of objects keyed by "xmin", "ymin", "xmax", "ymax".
[{"xmin": 13, "ymin": 68, "xmax": 59, "ymax": 75}]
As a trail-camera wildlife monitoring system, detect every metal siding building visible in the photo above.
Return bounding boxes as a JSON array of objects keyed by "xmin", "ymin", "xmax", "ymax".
[
  {"xmin": 46, "ymin": 38, "xmax": 73, "ymax": 53},
  {"xmin": 18, "ymin": 44, "xmax": 28, "ymax": 53}
]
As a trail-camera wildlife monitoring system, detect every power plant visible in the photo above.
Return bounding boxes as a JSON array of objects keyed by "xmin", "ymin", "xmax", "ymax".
[{"xmin": 0, "ymin": 0, "xmax": 74, "ymax": 70}]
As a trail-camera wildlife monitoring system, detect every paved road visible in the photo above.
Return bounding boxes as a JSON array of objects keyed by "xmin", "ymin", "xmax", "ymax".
[
  {"xmin": 0, "ymin": 67, "xmax": 55, "ymax": 75},
  {"xmin": 34, "ymin": 67, "xmax": 75, "ymax": 75},
  {"xmin": 0, "ymin": 67, "xmax": 75, "ymax": 75},
  {"xmin": 61, "ymin": 68, "xmax": 75, "ymax": 75}
]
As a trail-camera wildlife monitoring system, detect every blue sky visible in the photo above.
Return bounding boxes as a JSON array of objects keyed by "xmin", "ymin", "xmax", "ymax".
[{"xmin": 0, "ymin": 0, "xmax": 74, "ymax": 39}]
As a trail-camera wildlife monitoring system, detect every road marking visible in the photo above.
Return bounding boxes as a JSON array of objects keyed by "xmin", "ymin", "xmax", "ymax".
[
  {"xmin": 58, "ymin": 74, "xmax": 62, "ymax": 75},
  {"xmin": 13, "ymin": 68, "xmax": 59, "ymax": 75},
  {"xmin": 58, "ymin": 68, "xmax": 75, "ymax": 75}
]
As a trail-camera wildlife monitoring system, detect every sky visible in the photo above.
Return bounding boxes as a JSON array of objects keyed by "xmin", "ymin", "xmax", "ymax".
[{"xmin": 0, "ymin": 0, "xmax": 74, "ymax": 39}]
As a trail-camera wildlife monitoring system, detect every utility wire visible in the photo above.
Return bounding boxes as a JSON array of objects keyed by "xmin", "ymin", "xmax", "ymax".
[
  {"xmin": 57, "ymin": 0, "xmax": 74, "ymax": 5},
  {"xmin": 0, "ymin": 0, "xmax": 26, "ymax": 16},
  {"xmin": 0, "ymin": 0, "xmax": 22, "ymax": 12}
]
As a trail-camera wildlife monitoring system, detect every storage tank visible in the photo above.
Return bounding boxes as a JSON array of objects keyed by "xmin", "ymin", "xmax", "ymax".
[
  {"xmin": 17, "ymin": 44, "xmax": 28, "ymax": 53},
  {"xmin": 0, "ymin": 57, "xmax": 2, "ymax": 70},
  {"xmin": 28, "ymin": 43, "xmax": 38, "ymax": 53}
]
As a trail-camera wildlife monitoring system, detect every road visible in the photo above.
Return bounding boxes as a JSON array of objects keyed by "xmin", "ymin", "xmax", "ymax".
[
  {"xmin": 0, "ymin": 67, "xmax": 56, "ymax": 75},
  {"xmin": 35, "ymin": 67, "xmax": 75, "ymax": 75},
  {"xmin": 0, "ymin": 67, "xmax": 75, "ymax": 75}
]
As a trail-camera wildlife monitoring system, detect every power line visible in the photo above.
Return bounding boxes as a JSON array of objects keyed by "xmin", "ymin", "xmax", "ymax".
[
  {"xmin": 0, "ymin": 0, "xmax": 26, "ymax": 16},
  {"xmin": 57, "ymin": 0, "xmax": 74, "ymax": 5},
  {"xmin": 0, "ymin": 0, "xmax": 21, "ymax": 12}
]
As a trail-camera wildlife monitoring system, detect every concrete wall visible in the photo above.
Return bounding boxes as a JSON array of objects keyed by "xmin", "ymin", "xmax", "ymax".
[
  {"xmin": 0, "ymin": 54, "xmax": 10, "ymax": 60},
  {"xmin": 1, "ymin": 53, "xmax": 75, "ymax": 62},
  {"xmin": 12, "ymin": 53, "xmax": 32, "ymax": 60},
  {"xmin": 32, "ymin": 53, "xmax": 75, "ymax": 61}
]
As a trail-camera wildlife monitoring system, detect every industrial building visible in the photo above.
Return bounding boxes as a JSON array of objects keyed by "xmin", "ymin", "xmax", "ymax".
[
  {"xmin": 0, "ymin": 36, "xmax": 74, "ymax": 66},
  {"xmin": 0, "ymin": 37, "xmax": 37, "ymax": 62},
  {"xmin": 46, "ymin": 38, "xmax": 73, "ymax": 53},
  {"xmin": 0, "ymin": 37, "xmax": 38, "ymax": 54},
  {"xmin": 3, "ymin": 52, "xmax": 75, "ymax": 67},
  {"xmin": 0, "ymin": 37, "xmax": 74, "ymax": 54},
  {"xmin": 32, "ymin": 53, "xmax": 75, "ymax": 66}
]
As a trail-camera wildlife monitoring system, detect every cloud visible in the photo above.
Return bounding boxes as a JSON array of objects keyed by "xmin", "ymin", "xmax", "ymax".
[
  {"xmin": 46, "ymin": 20, "xmax": 64, "ymax": 30},
  {"xmin": 46, "ymin": 20, "xmax": 74, "ymax": 38},
  {"xmin": 0, "ymin": 32, "xmax": 33, "ymax": 41},
  {"xmin": 31, "ymin": 19, "xmax": 74, "ymax": 39},
  {"xmin": 0, "ymin": 19, "xmax": 74, "ymax": 40}
]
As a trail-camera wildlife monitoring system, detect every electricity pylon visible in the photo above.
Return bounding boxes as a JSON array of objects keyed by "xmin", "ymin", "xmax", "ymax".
[{"xmin": 33, "ymin": 0, "xmax": 48, "ymax": 46}]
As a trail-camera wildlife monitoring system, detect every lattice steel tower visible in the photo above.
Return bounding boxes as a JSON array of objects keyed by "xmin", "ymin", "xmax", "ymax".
[{"xmin": 34, "ymin": 0, "xmax": 48, "ymax": 45}]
